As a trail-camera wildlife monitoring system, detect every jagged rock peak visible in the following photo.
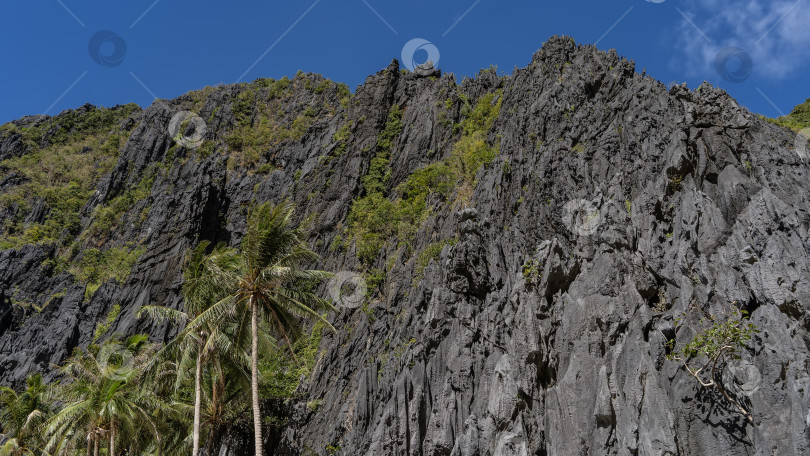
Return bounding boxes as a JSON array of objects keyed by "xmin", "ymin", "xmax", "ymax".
[{"xmin": 1, "ymin": 35, "xmax": 809, "ymax": 455}]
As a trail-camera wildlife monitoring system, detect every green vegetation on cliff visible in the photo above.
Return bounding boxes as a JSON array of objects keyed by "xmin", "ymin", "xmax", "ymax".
[
  {"xmin": 0, "ymin": 106, "xmax": 148, "ymax": 300},
  {"xmin": 223, "ymin": 75, "xmax": 346, "ymax": 170},
  {"xmin": 346, "ymin": 90, "xmax": 502, "ymax": 265},
  {"xmin": 0, "ymin": 202, "xmax": 332, "ymax": 456},
  {"xmin": 0, "ymin": 105, "xmax": 139, "ymax": 251},
  {"xmin": 766, "ymin": 98, "xmax": 810, "ymax": 131}
]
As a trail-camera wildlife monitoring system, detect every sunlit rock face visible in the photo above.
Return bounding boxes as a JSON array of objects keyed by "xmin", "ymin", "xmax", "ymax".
[{"xmin": 2, "ymin": 36, "xmax": 808, "ymax": 455}]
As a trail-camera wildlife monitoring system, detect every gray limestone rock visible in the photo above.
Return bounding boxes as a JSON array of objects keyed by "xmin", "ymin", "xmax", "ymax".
[{"xmin": 1, "ymin": 36, "xmax": 808, "ymax": 455}]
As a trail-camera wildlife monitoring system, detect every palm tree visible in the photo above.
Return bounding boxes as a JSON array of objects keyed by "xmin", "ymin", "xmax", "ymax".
[
  {"xmin": 139, "ymin": 356, "xmax": 194, "ymax": 456},
  {"xmin": 0, "ymin": 373, "xmax": 50, "ymax": 456},
  {"xmin": 187, "ymin": 201, "xmax": 334, "ymax": 455},
  {"xmin": 44, "ymin": 335, "xmax": 160, "ymax": 456},
  {"xmin": 198, "ymin": 352, "xmax": 252, "ymax": 456},
  {"xmin": 139, "ymin": 240, "xmax": 256, "ymax": 456},
  {"xmin": 139, "ymin": 241, "xmax": 221, "ymax": 456}
]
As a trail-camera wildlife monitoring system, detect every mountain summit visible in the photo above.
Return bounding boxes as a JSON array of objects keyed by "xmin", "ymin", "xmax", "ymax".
[{"xmin": 1, "ymin": 36, "xmax": 808, "ymax": 455}]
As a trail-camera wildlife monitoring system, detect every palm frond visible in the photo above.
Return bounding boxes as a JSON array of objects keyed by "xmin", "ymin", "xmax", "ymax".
[
  {"xmin": 185, "ymin": 294, "xmax": 239, "ymax": 334},
  {"xmin": 137, "ymin": 305, "xmax": 190, "ymax": 325},
  {"xmin": 274, "ymin": 290, "xmax": 336, "ymax": 333}
]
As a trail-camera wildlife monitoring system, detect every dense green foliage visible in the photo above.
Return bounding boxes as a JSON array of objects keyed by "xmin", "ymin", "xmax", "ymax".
[
  {"xmin": 360, "ymin": 104, "xmax": 403, "ymax": 195},
  {"xmin": 139, "ymin": 240, "xmax": 256, "ymax": 456},
  {"xmin": 260, "ymin": 322, "xmax": 324, "ymax": 399},
  {"xmin": 0, "ymin": 104, "xmax": 139, "ymax": 150},
  {"xmin": 44, "ymin": 335, "xmax": 162, "ymax": 454},
  {"xmin": 179, "ymin": 201, "xmax": 334, "ymax": 455},
  {"xmin": 0, "ymin": 180, "xmax": 89, "ymax": 251},
  {"xmin": 0, "ymin": 203, "xmax": 333, "ymax": 455},
  {"xmin": 225, "ymin": 113, "xmax": 312, "ymax": 169},
  {"xmin": 0, "ymin": 374, "xmax": 50, "ymax": 455},
  {"xmin": 449, "ymin": 90, "xmax": 503, "ymax": 184}
]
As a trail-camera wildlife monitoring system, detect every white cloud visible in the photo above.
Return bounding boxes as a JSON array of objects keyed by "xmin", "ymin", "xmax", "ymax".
[{"xmin": 674, "ymin": 0, "xmax": 810, "ymax": 80}]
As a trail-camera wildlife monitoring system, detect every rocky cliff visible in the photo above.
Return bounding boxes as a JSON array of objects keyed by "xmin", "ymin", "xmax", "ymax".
[{"xmin": 1, "ymin": 36, "xmax": 809, "ymax": 455}]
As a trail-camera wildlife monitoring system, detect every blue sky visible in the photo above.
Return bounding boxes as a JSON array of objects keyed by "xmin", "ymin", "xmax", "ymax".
[{"xmin": 1, "ymin": 0, "xmax": 808, "ymax": 124}]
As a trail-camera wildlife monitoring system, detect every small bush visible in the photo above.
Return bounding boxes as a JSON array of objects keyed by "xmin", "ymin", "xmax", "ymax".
[
  {"xmin": 267, "ymin": 76, "xmax": 291, "ymax": 99},
  {"xmin": 365, "ymin": 268, "xmax": 386, "ymax": 297},
  {"xmin": 332, "ymin": 123, "xmax": 351, "ymax": 156},
  {"xmin": 314, "ymin": 81, "xmax": 329, "ymax": 94},
  {"xmin": 197, "ymin": 140, "xmax": 215, "ymax": 159},
  {"xmin": 232, "ymin": 89, "xmax": 256, "ymax": 126},
  {"xmin": 256, "ymin": 163, "xmax": 273, "ymax": 174},
  {"xmin": 92, "ymin": 303, "xmax": 121, "ymax": 343},
  {"xmin": 415, "ymin": 239, "xmax": 457, "ymax": 281},
  {"xmin": 73, "ymin": 246, "xmax": 145, "ymax": 300},
  {"xmin": 767, "ymin": 98, "xmax": 810, "ymax": 131},
  {"xmin": 522, "ymin": 258, "xmax": 543, "ymax": 285},
  {"xmin": 88, "ymin": 172, "xmax": 155, "ymax": 239},
  {"xmin": 337, "ymin": 83, "xmax": 351, "ymax": 108},
  {"xmin": 667, "ymin": 306, "xmax": 760, "ymax": 423}
]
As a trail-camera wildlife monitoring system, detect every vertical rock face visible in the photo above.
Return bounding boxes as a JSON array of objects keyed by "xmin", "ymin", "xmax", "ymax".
[{"xmin": 1, "ymin": 36, "xmax": 809, "ymax": 454}]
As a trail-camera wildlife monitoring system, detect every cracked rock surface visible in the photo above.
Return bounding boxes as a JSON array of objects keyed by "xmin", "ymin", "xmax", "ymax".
[{"xmin": 2, "ymin": 36, "xmax": 809, "ymax": 455}]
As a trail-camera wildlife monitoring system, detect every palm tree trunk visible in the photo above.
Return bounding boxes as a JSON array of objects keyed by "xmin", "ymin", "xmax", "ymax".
[
  {"xmin": 109, "ymin": 427, "xmax": 115, "ymax": 456},
  {"xmin": 93, "ymin": 432, "xmax": 99, "ymax": 456},
  {"xmin": 206, "ymin": 373, "xmax": 218, "ymax": 456},
  {"xmin": 206, "ymin": 425, "xmax": 215, "ymax": 456},
  {"xmin": 251, "ymin": 296, "xmax": 263, "ymax": 455},
  {"xmin": 194, "ymin": 347, "xmax": 203, "ymax": 456}
]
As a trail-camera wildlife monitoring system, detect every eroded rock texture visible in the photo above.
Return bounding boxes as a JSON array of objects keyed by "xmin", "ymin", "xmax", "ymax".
[{"xmin": 1, "ymin": 37, "xmax": 808, "ymax": 455}]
